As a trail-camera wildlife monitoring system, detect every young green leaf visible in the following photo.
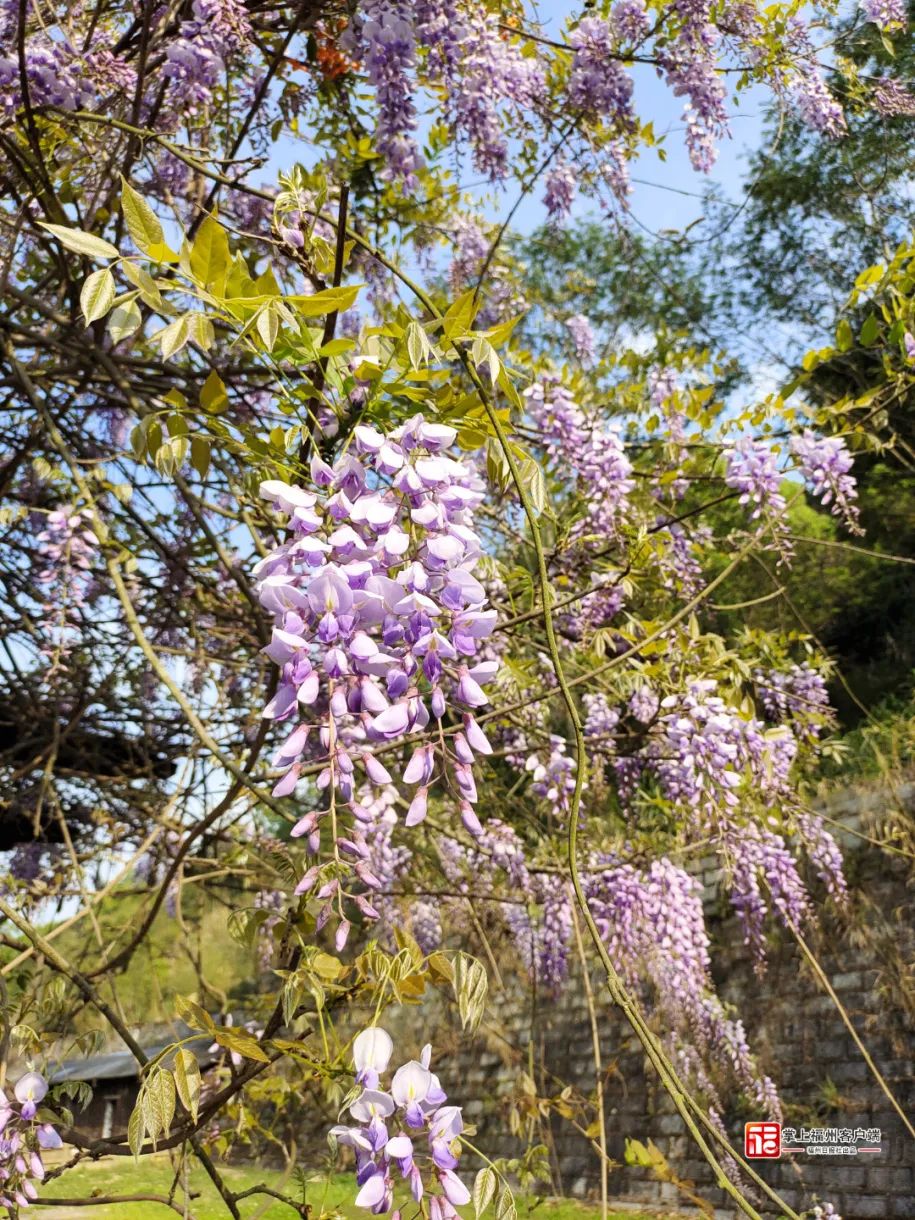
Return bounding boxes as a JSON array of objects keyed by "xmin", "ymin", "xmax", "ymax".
[
  {"xmin": 189, "ymin": 215, "xmax": 230, "ymax": 293},
  {"xmin": 157, "ymin": 315, "xmax": 191, "ymax": 359},
  {"xmin": 127, "ymin": 1101, "xmax": 146, "ymax": 1160},
  {"xmin": 120, "ymin": 178, "xmax": 164, "ymax": 251},
  {"xmin": 173, "ymin": 1048, "xmax": 201, "ymax": 1122},
  {"xmin": 213, "ymin": 1026, "xmax": 270, "ymax": 1063},
  {"xmin": 80, "ymin": 267, "xmax": 116, "ymax": 324},
  {"xmin": 288, "ymin": 284, "xmax": 361, "ymax": 318},
  {"xmin": 473, "ymin": 1167, "xmax": 497, "ymax": 1218},
  {"xmin": 108, "ymin": 299, "xmax": 142, "ymax": 342},
  {"xmin": 121, "ymin": 260, "xmax": 164, "ymax": 308},
  {"xmin": 200, "ymin": 369, "xmax": 228, "ymax": 413},
  {"xmin": 453, "ymin": 951, "xmax": 488, "ymax": 1033},
  {"xmin": 256, "ymin": 304, "xmax": 279, "ymax": 351},
  {"xmin": 443, "ymin": 289, "xmax": 478, "ymax": 341},
  {"xmin": 39, "ymin": 223, "xmax": 119, "ymax": 260}
]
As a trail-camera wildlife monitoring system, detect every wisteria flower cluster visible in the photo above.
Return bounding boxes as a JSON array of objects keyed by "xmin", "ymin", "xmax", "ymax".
[
  {"xmin": 2, "ymin": 0, "xmax": 879, "ymax": 249},
  {"xmin": 30, "ymin": 505, "xmax": 98, "ymax": 663},
  {"xmin": 411, "ymin": 821, "xmax": 786, "ymax": 1111},
  {"xmin": 726, "ymin": 822, "xmax": 811, "ymax": 955},
  {"xmin": 586, "ymin": 855, "xmax": 782, "ymax": 1116},
  {"xmin": 34, "ymin": 507, "xmax": 95, "ymax": 598},
  {"xmin": 757, "ymin": 662, "xmax": 832, "ymax": 742},
  {"xmin": 524, "ymin": 735, "xmax": 578, "ymax": 818},
  {"xmin": 724, "ymin": 438, "xmax": 786, "ymax": 521},
  {"xmin": 791, "ymin": 430, "xmax": 860, "ymax": 530},
  {"xmin": 652, "ymin": 678, "xmax": 797, "ymax": 819},
  {"xmin": 0, "ymin": 1072, "xmax": 63, "ymax": 1211},
  {"xmin": 524, "ymin": 377, "xmax": 633, "ymax": 637},
  {"xmin": 254, "ymin": 415, "xmax": 498, "ymax": 933},
  {"xmin": 526, "ymin": 378, "xmax": 633, "ymax": 540},
  {"xmin": 565, "ymin": 314, "xmax": 596, "ymax": 365},
  {"xmin": 544, "ymin": 163, "xmax": 578, "ymax": 222},
  {"xmin": 331, "ymin": 1028, "xmax": 472, "ymax": 1217},
  {"xmin": 812, "ymin": 1203, "xmax": 843, "ymax": 1219}
]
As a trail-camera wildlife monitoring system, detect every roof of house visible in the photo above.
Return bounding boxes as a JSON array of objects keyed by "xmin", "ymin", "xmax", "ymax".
[{"xmin": 49, "ymin": 1033, "xmax": 216, "ymax": 1084}]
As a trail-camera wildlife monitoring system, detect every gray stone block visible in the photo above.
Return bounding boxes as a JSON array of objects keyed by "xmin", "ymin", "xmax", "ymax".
[
  {"xmin": 852, "ymin": 1195, "xmax": 897, "ymax": 1218},
  {"xmin": 868, "ymin": 1167, "xmax": 913, "ymax": 1192}
]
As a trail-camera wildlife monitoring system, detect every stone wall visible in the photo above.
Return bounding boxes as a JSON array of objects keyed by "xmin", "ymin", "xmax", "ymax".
[{"xmin": 418, "ymin": 786, "xmax": 915, "ymax": 1220}]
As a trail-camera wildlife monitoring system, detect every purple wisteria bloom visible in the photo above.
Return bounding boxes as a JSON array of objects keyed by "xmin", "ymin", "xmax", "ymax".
[
  {"xmin": 724, "ymin": 438, "xmax": 786, "ymax": 520},
  {"xmin": 0, "ymin": 1072, "xmax": 62, "ymax": 1211},
  {"xmin": 565, "ymin": 313, "xmax": 596, "ymax": 364},
  {"xmin": 254, "ymin": 415, "xmax": 498, "ymax": 933},
  {"xmin": 790, "ymin": 429, "xmax": 859, "ymax": 529},
  {"xmin": 331, "ymin": 1031, "xmax": 473, "ymax": 1216},
  {"xmin": 544, "ymin": 163, "xmax": 577, "ymax": 221},
  {"xmin": 860, "ymin": 0, "xmax": 906, "ymax": 28}
]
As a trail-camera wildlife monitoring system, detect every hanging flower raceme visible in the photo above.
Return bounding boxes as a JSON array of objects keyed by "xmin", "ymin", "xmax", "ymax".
[
  {"xmin": 525, "ymin": 378, "xmax": 633, "ymax": 540},
  {"xmin": 790, "ymin": 430, "xmax": 860, "ymax": 531},
  {"xmin": 585, "ymin": 855, "xmax": 781, "ymax": 1117},
  {"xmin": 0, "ymin": 1072, "xmax": 63, "ymax": 1211},
  {"xmin": 757, "ymin": 662, "xmax": 832, "ymax": 742},
  {"xmin": 724, "ymin": 438, "xmax": 786, "ymax": 521},
  {"xmin": 330, "ymin": 1030, "xmax": 474, "ymax": 1216},
  {"xmin": 524, "ymin": 735, "xmax": 578, "ymax": 817},
  {"xmin": 543, "ymin": 163, "xmax": 577, "ymax": 221},
  {"xmin": 254, "ymin": 415, "xmax": 499, "ymax": 923},
  {"xmin": 565, "ymin": 313, "xmax": 596, "ymax": 364}
]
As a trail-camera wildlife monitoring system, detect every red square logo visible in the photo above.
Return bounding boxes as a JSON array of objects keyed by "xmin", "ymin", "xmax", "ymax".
[{"xmin": 745, "ymin": 1122, "xmax": 781, "ymax": 1158}]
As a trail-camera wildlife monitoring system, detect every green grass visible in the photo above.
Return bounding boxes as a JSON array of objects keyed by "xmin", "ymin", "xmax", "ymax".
[{"xmin": 38, "ymin": 1155, "xmax": 660, "ymax": 1220}]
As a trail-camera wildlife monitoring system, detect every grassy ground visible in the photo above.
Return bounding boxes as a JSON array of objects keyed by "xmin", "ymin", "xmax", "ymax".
[{"xmin": 37, "ymin": 1155, "xmax": 662, "ymax": 1220}]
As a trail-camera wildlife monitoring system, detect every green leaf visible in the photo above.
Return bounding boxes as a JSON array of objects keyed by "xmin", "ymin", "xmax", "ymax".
[
  {"xmin": 226, "ymin": 907, "xmax": 269, "ymax": 947},
  {"xmin": 311, "ymin": 951, "xmax": 344, "ymax": 980},
  {"xmin": 453, "ymin": 952, "xmax": 487, "ymax": 1033},
  {"xmin": 521, "ymin": 458, "xmax": 547, "ymax": 515},
  {"xmin": 406, "ymin": 320, "xmax": 432, "ymax": 369},
  {"xmin": 108, "ymin": 299, "xmax": 142, "ymax": 342},
  {"xmin": 496, "ymin": 363, "xmax": 522, "ymax": 409},
  {"xmin": 127, "ymin": 1101, "xmax": 146, "ymax": 1160},
  {"xmin": 122, "ymin": 260, "xmax": 163, "ymax": 308},
  {"xmin": 157, "ymin": 315, "xmax": 191, "ymax": 359},
  {"xmin": 213, "ymin": 1027, "xmax": 270, "ymax": 1063},
  {"xmin": 485, "ymin": 436, "xmax": 513, "ymax": 493},
  {"xmin": 471, "ymin": 336, "xmax": 501, "ymax": 382},
  {"xmin": 189, "ymin": 313, "xmax": 215, "ymax": 351},
  {"xmin": 147, "ymin": 241, "xmax": 179, "ymax": 264},
  {"xmin": 859, "ymin": 313, "xmax": 880, "ymax": 347},
  {"xmin": 256, "ymin": 304, "xmax": 279, "ymax": 351},
  {"xmin": 288, "ymin": 284, "xmax": 361, "ymax": 318},
  {"xmin": 486, "ymin": 313, "xmax": 523, "ymax": 348},
  {"xmin": 836, "ymin": 318, "xmax": 853, "ymax": 352},
  {"xmin": 191, "ymin": 436, "xmax": 210, "ymax": 478},
  {"xmin": 142, "ymin": 1067, "xmax": 175, "ymax": 1150},
  {"xmin": 39, "ymin": 223, "xmax": 119, "ymax": 260},
  {"xmin": 496, "ymin": 1185, "xmax": 516, "ymax": 1220},
  {"xmin": 189, "ymin": 215, "xmax": 230, "ymax": 293},
  {"xmin": 120, "ymin": 178, "xmax": 164, "ymax": 252},
  {"xmin": 175, "ymin": 995, "xmax": 215, "ymax": 1033},
  {"xmin": 200, "ymin": 369, "xmax": 228, "ymax": 413},
  {"xmin": 319, "ymin": 338, "xmax": 355, "ymax": 357},
  {"xmin": 442, "ymin": 289, "xmax": 478, "ymax": 341},
  {"xmin": 80, "ymin": 267, "xmax": 116, "ymax": 324},
  {"xmin": 173, "ymin": 1049, "xmax": 201, "ymax": 1122},
  {"xmin": 254, "ymin": 265, "xmax": 282, "ymax": 296},
  {"xmin": 473, "ymin": 1168, "xmax": 497, "ymax": 1218}
]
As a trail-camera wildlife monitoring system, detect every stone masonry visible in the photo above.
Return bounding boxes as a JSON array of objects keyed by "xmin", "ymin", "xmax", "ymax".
[{"xmin": 419, "ymin": 786, "xmax": 915, "ymax": 1219}]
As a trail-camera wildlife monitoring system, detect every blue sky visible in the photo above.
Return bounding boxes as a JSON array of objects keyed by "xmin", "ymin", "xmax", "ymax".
[{"xmin": 463, "ymin": 3, "xmax": 771, "ymax": 240}]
